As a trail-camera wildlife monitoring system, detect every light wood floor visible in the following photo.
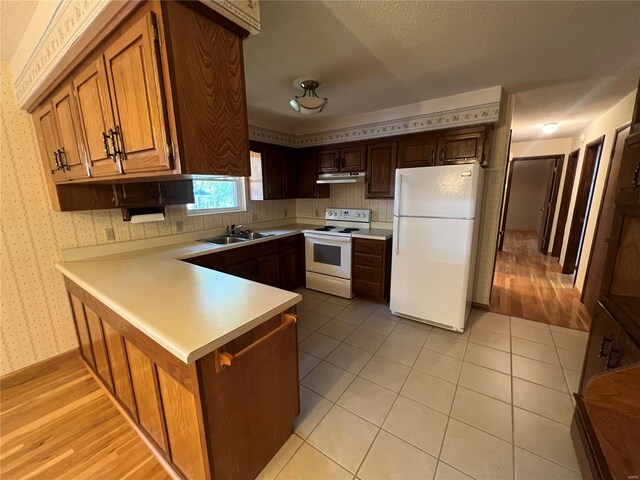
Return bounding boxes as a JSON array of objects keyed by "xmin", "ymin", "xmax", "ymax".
[
  {"xmin": 490, "ymin": 230, "xmax": 591, "ymax": 331},
  {"xmin": 0, "ymin": 351, "xmax": 168, "ymax": 480}
]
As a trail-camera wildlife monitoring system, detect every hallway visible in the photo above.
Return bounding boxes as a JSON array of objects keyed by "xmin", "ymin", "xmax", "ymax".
[{"xmin": 490, "ymin": 230, "xmax": 591, "ymax": 331}]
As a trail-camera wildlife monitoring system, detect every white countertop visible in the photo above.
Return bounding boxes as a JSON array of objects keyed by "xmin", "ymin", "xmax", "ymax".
[{"xmin": 56, "ymin": 223, "xmax": 393, "ymax": 364}]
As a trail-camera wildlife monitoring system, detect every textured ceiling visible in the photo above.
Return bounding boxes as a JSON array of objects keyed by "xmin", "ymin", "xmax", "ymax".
[
  {"xmin": 0, "ymin": 0, "xmax": 39, "ymax": 63},
  {"xmin": 244, "ymin": 1, "xmax": 640, "ymax": 140}
]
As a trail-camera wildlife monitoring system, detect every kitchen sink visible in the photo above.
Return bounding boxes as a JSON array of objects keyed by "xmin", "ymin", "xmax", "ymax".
[
  {"xmin": 232, "ymin": 232, "xmax": 275, "ymax": 240},
  {"xmin": 201, "ymin": 236, "xmax": 247, "ymax": 245}
]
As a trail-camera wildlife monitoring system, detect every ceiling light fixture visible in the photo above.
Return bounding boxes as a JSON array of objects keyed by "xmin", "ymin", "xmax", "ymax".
[
  {"xmin": 542, "ymin": 122, "xmax": 559, "ymax": 133},
  {"xmin": 289, "ymin": 80, "xmax": 328, "ymax": 115}
]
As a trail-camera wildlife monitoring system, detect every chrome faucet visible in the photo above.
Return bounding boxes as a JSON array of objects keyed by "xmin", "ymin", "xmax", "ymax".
[{"xmin": 224, "ymin": 224, "xmax": 244, "ymax": 235}]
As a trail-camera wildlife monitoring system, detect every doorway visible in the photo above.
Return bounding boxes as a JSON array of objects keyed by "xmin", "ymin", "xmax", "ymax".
[
  {"xmin": 580, "ymin": 125, "xmax": 630, "ymax": 314},
  {"xmin": 562, "ymin": 136, "xmax": 605, "ymax": 277},
  {"xmin": 551, "ymin": 149, "xmax": 580, "ymax": 257}
]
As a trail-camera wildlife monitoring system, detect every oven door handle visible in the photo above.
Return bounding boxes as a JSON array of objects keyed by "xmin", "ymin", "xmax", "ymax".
[{"xmin": 304, "ymin": 233, "xmax": 352, "ymax": 242}]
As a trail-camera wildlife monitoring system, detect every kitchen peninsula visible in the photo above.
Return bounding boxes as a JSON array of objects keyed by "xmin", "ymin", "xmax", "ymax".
[{"xmin": 57, "ymin": 228, "xmax": 307, "ymax": 480}]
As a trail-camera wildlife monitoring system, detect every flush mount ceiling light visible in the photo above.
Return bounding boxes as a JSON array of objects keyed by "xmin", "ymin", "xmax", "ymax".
[
  {"xmin": 289, "ymin": 80, "xmax": 328, "ymax": 115},
  {"xmin": 542, "ymin": 122, "xmax": 559, "ymax": 133}
]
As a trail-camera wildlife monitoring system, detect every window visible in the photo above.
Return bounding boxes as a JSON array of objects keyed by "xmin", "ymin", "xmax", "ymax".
[{"xmin": 186, "ymin": 177, "xmax": 247, "ymax": 215}]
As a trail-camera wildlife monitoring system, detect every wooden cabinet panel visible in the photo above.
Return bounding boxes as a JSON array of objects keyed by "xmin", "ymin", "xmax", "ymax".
[
  {"xmin": 112, "ymin": 183, "xmax": 161, "ymax": 208},
  {"xmin": 225, "ymin": 259, "xmax": 258, "ymax": 281},
  {"xmin": 279, "ymin": 248, "xmax": 298, "ymax": 290},
  {"xmin": 318, "ymin": 148, "xmax": 340, "ymax": 173},
  {"xmin": 33, "ymin": 102, "xmax": 67, "ymax": 183},
  {"xmin": 282, "ymin": 148, "xmax": 300, "ymax": 199},
  {"xmin": 84, "ymin": 306, "xmax": 114, "ymax": 390},
  {"xmin": 103, "ymin": 13, "xmax": 171, "ymax": 174},
  {"xmin": 580, "ymin": 303, "xmax": 621, "ymax": 393},
  {"xmin": 102, "ymin": 321, "xmax": 137, "ymax": 418},
  {"xmin": 353, "ymin": 279, "xmax": 383, "ymax": 298},
  {"xmin": 614, "ymin": 330, "xmax": 640, "ymax": 369},
  {"xmin": 298, "ymin": 149, "xmax": 330, "ymax": 198},
  {"xmin": 161, "ymin": 1, "xmax": 249, "ymax": 177},
  {"xmin": 437, "ymin": 129, "xmax": 486, "ymax": 165},
  {"xmin": 398, "ymin": 135, "xmax": 437, "ymax": 168},
  {"xmin": 354, "ymin": 239, "xmax": 384, "ymax": 255},
  {"xmin": 366, "ymin": 142, "xmax": 397, "ymax": 199},
  {"xmin": 72, "ymin": 57, "xmax": 120, "ymax": 178},
  {"xmin": 340, "ymin": 145, "xmax": 367, "ymax": 172},
  {"xmin": 70, "ymin": 294, "xmax": 96, "ymax": 369},
  {"xmin": 160, "ymin": 180, "xmax": 195, "ymax": 205},
  {"xmin": 610, "ymin": 216, "xmax": 640, "ymax": 297},
  {"xmin": 352, "ymin": 238, "xmax": 391, "ymax": 302},
  {"xmin": 199, "ymin": 314, "xmax": 299, "ymax": 480},
  {"xmin": 257, "ymin": 254, "xmax": 280, "ymax": 287},
  {"xmin": 51, "ymin": 86, "xmax": 89, "ymax": 180},
  {"xmin": 156, "ymin": 367, "xmax": 207, "ymax": 480},
  {"xmin": 262, "ymin": 144, "xmax": 284, "ymax": 200},
  {"xmin": 125, "ymin": 340, "xmax": 169, "ymax": 453},
  {"xmin": 354, "ymin": 253, "xmax": 382, "ymax": 268}
]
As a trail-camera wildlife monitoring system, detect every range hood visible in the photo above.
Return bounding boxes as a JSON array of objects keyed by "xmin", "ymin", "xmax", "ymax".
[{"xmin": 317, "ymin": 172, "xmax": 365, "ymax": 184}]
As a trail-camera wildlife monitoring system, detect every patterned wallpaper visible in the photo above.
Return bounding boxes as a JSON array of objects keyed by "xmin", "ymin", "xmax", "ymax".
[{"xmin": 0, "ymin": 62, "xmax": 295, "ymax": 375}]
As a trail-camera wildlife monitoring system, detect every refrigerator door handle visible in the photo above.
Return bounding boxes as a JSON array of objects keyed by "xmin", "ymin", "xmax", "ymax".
[
  {"xmin": 394, "ymin": 217, "xmax": 400, "ymax": 255},
  {"xmin": 394, "ymin": 173, "xmax": 403, "ymax": 217}
]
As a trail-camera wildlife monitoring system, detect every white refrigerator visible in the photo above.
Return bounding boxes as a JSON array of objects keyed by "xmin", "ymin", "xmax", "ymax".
[{"xmin": 390, "ymin": 164, "xmax": 484, "ymax": 331}]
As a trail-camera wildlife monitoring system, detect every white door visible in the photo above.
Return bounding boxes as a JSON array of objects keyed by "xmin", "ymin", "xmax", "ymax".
[
  {"xmin": 394, "ymin": 164, "xmax": 483, "ymax": 219},
  {"xmin": 390, "ymin": 216, "xmax": 474, "ymax": 330}
]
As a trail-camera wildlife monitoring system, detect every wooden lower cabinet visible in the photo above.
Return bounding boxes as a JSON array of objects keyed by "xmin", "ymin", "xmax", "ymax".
[
  {"xmin": 66, "ymin": 278, "xmax": 299, "ymax": 480},
  {"xmin": 352, "ymin": 238, "xmax": 392, "ymax": 302}
]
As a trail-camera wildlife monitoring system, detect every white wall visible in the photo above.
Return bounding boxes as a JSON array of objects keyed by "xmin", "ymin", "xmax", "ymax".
[
  {"xmin": 560, "ymin": 90, "xmax": 637, "ymax": 291},
  {"xmin": 506, "ymin": 159, "xmax": 554, "ymax": 232}
]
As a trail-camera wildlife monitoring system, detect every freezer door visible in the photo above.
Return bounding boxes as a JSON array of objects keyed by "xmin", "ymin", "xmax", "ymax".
[
  {"xmin": 390, "ymin": 216, "xmax": 474, "ymax": 330},
  {"xmin": 394, "ymin": 164, "xmax": 483, "ymax": 219}
]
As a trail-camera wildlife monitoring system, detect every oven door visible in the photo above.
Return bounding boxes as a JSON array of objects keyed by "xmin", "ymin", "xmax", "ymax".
[{"xmin": 304, "ymin": 233, "xmax": 352, "ymax": 279}]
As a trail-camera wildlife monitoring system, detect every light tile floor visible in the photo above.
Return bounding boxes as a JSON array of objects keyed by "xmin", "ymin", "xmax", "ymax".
[{"xmin": 258, "ymin": 288, "xmax": 588, "ymax": 480}]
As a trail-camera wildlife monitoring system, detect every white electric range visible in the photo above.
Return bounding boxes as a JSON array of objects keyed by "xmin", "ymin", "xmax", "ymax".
[{"xmin": 303, "ymin": 208, "xmax": 371, "ymax": 298}]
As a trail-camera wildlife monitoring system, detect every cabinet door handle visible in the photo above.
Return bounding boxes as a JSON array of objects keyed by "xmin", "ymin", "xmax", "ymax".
[
  {"xmin": 605, "ymin": 346, "xmax": 621, "ymax": 369},
  {"xmin": 439, "ymin": 149, "xmax": 444, "ymax": 164},
  {"xmin": 53, "ymin": 150, "xmax": 61, "ymax": 169},
  {"xmin": 109, "ymin": 125, "xmax": 123, "ymax": 159},
  {"xmin": 103, "ymin": 131, "xmax": 114, "ymax": 161},
  {"xmin": 214, "ymin": 313, "xmax": 297, "ymax": 371},
  {"xmin": 430, "ymin": 150, "xmax": 435, "ymax": 164},
  {"xmin": 597, "ymin": 335, "xmax": 612, "ymax": 357},
  {"xmin": 57, "ymin": 148, "xmax": 67, "ymax": 171}
]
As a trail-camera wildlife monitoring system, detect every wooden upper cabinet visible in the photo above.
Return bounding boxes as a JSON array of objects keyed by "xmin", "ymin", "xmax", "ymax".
[
  {"xmin": 318, "ymin": 148, "xmax": 340, "ymax": 173},
  {"xmin": 398, "ymin": 135, "xmax": 437, "ymax": 168},
  {"xmin": 262, "ymin": 144, "xmax": 284, "ymax": 200},
  {"xmin": 33, "ymin": 102, "xmax": 67, "ymax": 183},
  {"xmin": 282, "ymin": 148, "xmax": 300, "ymax": 199},
  {"xmin": 340, "ymin": 145, "xmax": 367, "ymax": 172},
  {"xmin": 103, "ymin": 12, "xmax": 171, "ymax": 174},
  {"xmin": 299, "ymin": 149, "xmax": 330, "ymax": 199},
  {"xmin": 436, "ymin": 126, "xmax": 490, "ymax": 166},
  {"xmin": 51, "ymin": 86, "xmax": 89, "ymax": 180},
  {"xmin": 366, "ymin": 142, "xmax": 397, "ymax": 199},
  {"xmin": 319, "ymin": 145, "xmax": 367, "ymax": 173},
  {"xmin": 72, "ymin": 58, "xmax": 120, "ymax": 178}
]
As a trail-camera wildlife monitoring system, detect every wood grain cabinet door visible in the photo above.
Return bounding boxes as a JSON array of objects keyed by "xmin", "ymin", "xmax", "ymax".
[
  {"xmin": 33, "ymin": 102, "xmax": 67, "ymax": 183},
  {"xmin": 103, "ymin": 13, "xmax": 171, "ymax": 174},
  {"xmin": 282, "ymin": 148, "xmax": 300, "ymax": 199},
  {"xmin": 318, "ymin": 148, "xmax": 340, "ymax": 173},
  {"xmin": 51, "ymin": 86, "xmax": 89, "ymax": 180},
  {"xmin": 340, "ymin": 145, "xmax": 367, "ymax": 172},
  {"xmin": 262, "ymin": 145, "xmax": 284, "ymax": 200},
  {"xmin": 298, "ymin": 149, "xmax": 320, "ymax": 198},
  {"xmin": 102, "ymin": 321, "xmax": 137, "ymax": 419},
  {"xmin": 437, "ymin": 130, "xmax": 485, "ymax": 165},
  {"xmin": 72, "ymin": 57, "xmax": 120, "ymax": 178},
  {"xmin": 398, "ymin": 136, "xmax": 437, "ymax": 168},
  {"xmin": 84, "ymin": 306, "xmax": 114, "ymax": 391},
  {"xmin": 366, "ymin": 142, "xmax": 397, "ymax": 199}
]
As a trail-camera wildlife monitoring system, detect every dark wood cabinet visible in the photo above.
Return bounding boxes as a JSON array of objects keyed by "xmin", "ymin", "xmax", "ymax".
[
  {"xmin": 282, "ymin": 149, "xmax": 300, "ymax": 199},
  {"xmin": 580, "ymin": 302, "xmax": 622, "ymax": 391},
  {"xmin": 366, "ymin": 142, "xmax": 397, "ymax": 199},
  {"xmin": 298, "ymin": 149, "xmax": 330, "ymax": 199},
  {"xmin": 398, "ymin": 134, "xmax": 437, "ymax": 168},
  {"xmin": 318, "ymin": 144, "xmax": 367, "ymax": 173},
  {"xmin": 352, "ymin": 238, "xmax": 392, "ymax": 302},
  {"xmin": 185, "ymin": 234, "xmax": 305, "ymax": 291},
  {"xmin": 262, "ymin": 144, "xmax": 285, "ymax": 200},
  {"xmin": 249, "ymin": 142, "xmax": 301, "ymax": 200},
  {"xmin": 112, "ymin": 180, "xmax": 194, "ymax": 208},
  {"xmin": 436, "ymin": 126, "xmax": 491, "ymax": 166}
]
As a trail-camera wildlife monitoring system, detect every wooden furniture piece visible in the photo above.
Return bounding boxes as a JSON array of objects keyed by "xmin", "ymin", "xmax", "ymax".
[
  {"xmin": 367, "ymin": 142, "xmax": 398, "ymax": 199},
  {"xmin": 572, "ymin": 82, "xmax": 640, "ymax": 480},
  {"xmin": 184, "ymin": 234, "xmax": 306, "ymax": 291},
  {"xmin": 352, "ymin": 237, "xmax": 392, "ymax": 302},
  {"xmin": 318, "ymin": 144, "xmax": 367, "ymax": 173},
  {"xmin": 248, "ymin": 141, "xmax": 300, "ymax": 200},
  {"xmin": 298, "ymin": 149, "xmax": 330, "ymax": 199},
  {"xmin": 32, "ymin": 1, "xmax": 250, "ymax": 211},
  {"xmin": 436, "ymin": 125, "xmax": 492, "ymax": 166},
  {"xmin": 66, "ymin": 277, "xmax": 299, "ymax": 480}
]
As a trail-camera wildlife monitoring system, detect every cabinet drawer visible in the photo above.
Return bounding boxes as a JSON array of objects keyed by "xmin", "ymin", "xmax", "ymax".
[
  {"xmin": 279, "ymin": 235, "xmax": 298, "ymax": 251},
  {"xmin": 353, "ymin": 265, "xmax": 383, "ymax": 283},
  {"xmin": 353, "ymin": 239, "xmax": 383, "ymax": 255},
  {"xmin": 354, "ymin": 253, "xmax": 383, "ymax": 268},
  {"xmin": 353, "ymin": 280, "xmax": 383, "ymax": 298}
]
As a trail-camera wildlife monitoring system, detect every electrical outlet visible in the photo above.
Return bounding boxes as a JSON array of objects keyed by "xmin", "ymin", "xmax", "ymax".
[
  {"xmin": 104, "ymin": 227, "xmax": 115, "ymax": 242},
  {"xmin": 174, "ymin": 221, "xmax": 183, "ymax": 233}
]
